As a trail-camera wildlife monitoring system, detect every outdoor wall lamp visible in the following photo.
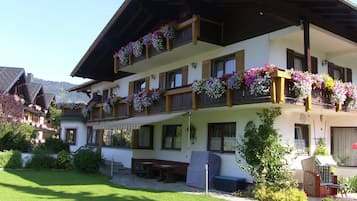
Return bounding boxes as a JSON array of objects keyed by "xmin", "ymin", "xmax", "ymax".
[
  {"xmin": 150, "ymin": 74, "xmax": 156, "ymax": 80},
  {"xmin": 191, "ymin": 62, "xmax": 197, "ymax": 69}
]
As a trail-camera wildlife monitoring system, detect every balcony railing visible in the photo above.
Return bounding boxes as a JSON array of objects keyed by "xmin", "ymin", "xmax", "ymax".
[
  {"xmin": 113, "ymin": 14, "xmax": 223, "ymax": 73},
  {"xmin": 87, "ymin": 70, "xmax": 354, "ymax": 122}
]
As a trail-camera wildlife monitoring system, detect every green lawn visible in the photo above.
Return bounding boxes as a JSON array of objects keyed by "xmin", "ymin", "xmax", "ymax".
[{"xmin": 0, "ymin": 169, "xmax": 224, "ymax": 201}]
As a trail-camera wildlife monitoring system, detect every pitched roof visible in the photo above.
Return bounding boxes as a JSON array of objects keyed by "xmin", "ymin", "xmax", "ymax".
[
  {"xmin": 43, "ymin": 93, "xmax": 55, "ymax": 109},
  {"xmin": 0, "ymin": 66, "xmax": 25, "ymax": 95},
  {"xmin": 26, "ymin": 82, "xmax": 42, "ymax": 103}
]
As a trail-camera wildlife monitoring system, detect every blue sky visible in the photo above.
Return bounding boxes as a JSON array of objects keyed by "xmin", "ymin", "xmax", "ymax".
[
  {"xmin": 0, "ymin": 0, "xmax": 356, "ymax": 85},
  {"xmin": 0, "ymin": 0, "xmax": 123, "ymax": 84}
]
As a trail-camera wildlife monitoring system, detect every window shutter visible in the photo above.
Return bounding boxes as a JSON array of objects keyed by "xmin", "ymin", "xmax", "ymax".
[
  {"xmin": 182, "ymin": 65, "xmax": 188, "ymax": 85},
  {"xmin": 202, "ymin": 60, "xmax": 211, "ymax": 79},
  {"xmin": 159, "ymin": 72, "xmax": 166, "ymax": 89},
  {"xmin": 145, "ymin": 76, "xmax": 150, "ymax": 91},
  {"xmin": 287, "ymin": 49, "xmax": 294, "ymax": 69},
  {"xmin": 346, "ymin": 68, "xmax": 352, "ymax": 82},
  {"xmin": 235, "ymin": 50, "xmax": 245, "ymax": 72},
  {"xmin": 128, "ymin": 81, "xmax": 134, "ymax": 95},
  {"xmin": 311, "ymin": 56, "xmax": 318, "ymax": 74},
  {"xmin": 328, "ymin": 62, "xmax": 334, "ymax": 78},
  {"xmin": 131, "ymin": 129, "xmax": 139, "ymax": 149}
]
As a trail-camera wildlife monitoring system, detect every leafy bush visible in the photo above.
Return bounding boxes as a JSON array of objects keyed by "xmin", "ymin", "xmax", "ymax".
[
  {"xmin": 73, "ymin": 149, "xmax": 101, "ymax": 173},
  {"xmin": 34, "ymin": 138, "xmax": 69, "ymax": 153},
  {"xmin": 340, "ymin": 176, "xmax": 357, "ymax": 193},
  {"xmin": 0, "ymin": 150, "xmax": 22, "ymax": 168},
  {"xmin": 26, "ymin": 152, "xmax": 56, "ymax": 169},
  {"xmin": 254, "ymin": 186, "xmax": 307, "ymax": 201},
  {"xmin": 57, "ymin": 150, "xmax": 71, "ymax": 169},
  {"xmin": 0, "ymin": 123, "xmax": 33, "ymax": 152},
  {"xmin": 313, "ymin": 138, "xmax": 329, "ymax": 156},
  {"xmin": 322, "ymin": 198, "xmax": 333, "ymax": 201}
]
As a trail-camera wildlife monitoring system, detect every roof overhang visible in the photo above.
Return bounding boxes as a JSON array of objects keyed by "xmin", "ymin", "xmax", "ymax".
[{"xmin": 71, "ymin": 0, "xmax": 357, "ymax": 81}]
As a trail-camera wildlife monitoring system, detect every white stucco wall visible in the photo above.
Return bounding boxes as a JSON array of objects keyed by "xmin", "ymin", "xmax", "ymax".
[{"xmin": 60, "ymin": 121, "xmax": 87, "ymax": 153}]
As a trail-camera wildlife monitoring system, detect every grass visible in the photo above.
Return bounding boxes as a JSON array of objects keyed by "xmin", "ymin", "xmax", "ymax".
[{"xmin": 0, "ymin": 169, "xmax": 224, "ymax": 201}]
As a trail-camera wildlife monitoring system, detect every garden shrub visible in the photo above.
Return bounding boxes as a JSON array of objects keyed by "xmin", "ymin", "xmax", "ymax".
[
  {"xmin": 254, "ymin": 186, "xmax": 307, "ymax": 201},
  {"xmin": 34, "ymin": 138, "xmax": 69, "ymax": 153},
  {"xmin": 313, "ymin": 138, "xmax": 329, "ymax": 156},
  {"xmin": 26, "ymin": 152, "xmax": 56, "ymax": 169},
  {"xmin": 0, "ymin": 150, "xmax": 22, "ymax": 168},
  {"xmin": 57, "ymin": 150, "xmax": 71, "ymax": 169},
  {"xmin": 73, "ymin": 149, "xmax": 101, "ymax": 173},
  {"xmin": 0, "ymin": 123, "xmax": 33, "ymax": 152}
]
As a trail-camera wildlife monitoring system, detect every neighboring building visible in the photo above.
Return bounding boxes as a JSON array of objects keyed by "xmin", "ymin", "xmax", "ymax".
[
  {"xmin": 0, "ymin": 66, "xmax": 56, "ymax": 142},
  {"xmin": 63, "ymin": 0, "xmax": 357, "ymax": 184}
]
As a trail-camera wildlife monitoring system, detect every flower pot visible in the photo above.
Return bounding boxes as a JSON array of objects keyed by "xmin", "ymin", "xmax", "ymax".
[{"xmin": 336, "ymin": 103, "xmax": 342, "ymax": 112}]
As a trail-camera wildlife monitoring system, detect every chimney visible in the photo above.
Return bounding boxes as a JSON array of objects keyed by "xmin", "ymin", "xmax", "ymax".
[{"xmin": 27, "ymin": 73, "xmax": 33, "ymax": 83}]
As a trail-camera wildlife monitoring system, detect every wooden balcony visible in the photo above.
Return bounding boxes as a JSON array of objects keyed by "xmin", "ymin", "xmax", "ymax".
[
  {"xmin": 87, "ymin": 70, "xmax": 355, "ymax": 122},
  {"xmin": 114, "ymin": 15, "xmax": 223, "ymax": 73}
]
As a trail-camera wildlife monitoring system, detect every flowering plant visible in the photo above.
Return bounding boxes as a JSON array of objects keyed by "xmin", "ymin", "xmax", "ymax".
[
  {"xmin": 310, "ymin": 74, "xmax": 324, "ymax": 90},
  {"xmin": 130, "ymin": 40, "xmax": 143, "ymax": 57},
  {"xmin": 331, "ymin": 80, "xmax": 346, "ymax": 104},
  {"xmin": 192, "ymin": 80, "xmax": 206, "ymax": 94},
  {"xmin": 224, "ymin": 72, "xmax": 243, "ymax": 90},
  {"xmin": 321, "ymin": 74, "xmax": 334, "ymax": 91},
  {"xmin": 290, "ymin": 70, "xmax": 312, "ymax": 99},
  {"xmin": 130, "ymin": 88, "xmax": 164, "ymax": 112},
  {"xmin": 118, "ymin": 44, "xmax": 132, "ymax": 65},
  {"xmin": 244, "ymin": 65, "xmax": 277, "ymax": 96},
  {"xmin": 143, "ymin": 33, "xmax": 152, "ymax": 46},
  {"xmin": 162, "ymin": 24, "xmax": 175, "ymax": 39},
  {"xmin": 152, "ymin": 30, "xmax": 165, "ymax": 51},
  {"xmin": 204, "ymin": 77, "xmax": 226, "ymax": 99},
  {"xmin": 82, "ymin": 101, "xmax": 95, "ymax": 118},
  {"xmin": 345, "ymin": 82, "xmax": 357, "ymax": 108}
]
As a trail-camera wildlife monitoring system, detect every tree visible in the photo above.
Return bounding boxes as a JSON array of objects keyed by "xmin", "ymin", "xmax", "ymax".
[
  {"xmin": 238, "ymin": 107, "xmax": 295, "ymax": 189},
  {"xmin": 48, "ymin": 100, "xmax": 60, "ymax": 129}
]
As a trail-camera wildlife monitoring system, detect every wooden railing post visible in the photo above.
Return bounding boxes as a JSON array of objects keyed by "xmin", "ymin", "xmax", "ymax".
[
  {"xmin": 192, "ymin": 92, "xmax": 198, "ymax": 110},
  {"xmin": 165, "ymin": 95, "xmax": 172, "ymax": 113},
  {"xmin": 127, "ymin": 104, "xmax": 132, "ymax": 117},
  {"xmin": 192, "ymin": 14, "xmax": 200, "ymax": 45},
  {"xmin": 113, "ymin": 53, "xmax": 119, "ymax": 74},
  {"xmin": 271, "ymin": 70, "xmax": 291, "ymax": 104},
  {"xmin": 99, "ymin": 105, "xmax": 103, "ymax": 120},
  {"xmin": 305, "ymin": 93, "xmax": 312, "ymax": 112},
  {"xmin": 112, "ymin": 104, "xmax": 116, "ymax": 118},
  {"xmin": 226, "ymin": 89, "xmax": 232, "ymax": 107}
]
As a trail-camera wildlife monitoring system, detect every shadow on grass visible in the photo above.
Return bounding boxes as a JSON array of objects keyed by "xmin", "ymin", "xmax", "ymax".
[{"xmin": 0, "ymin": 182, "xmax": 156, "ymax": 201}]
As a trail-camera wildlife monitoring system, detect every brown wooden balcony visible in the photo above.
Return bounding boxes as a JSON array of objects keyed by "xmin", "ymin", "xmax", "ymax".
[
  {"xmin": 114, "ymin": 15, "xmax": 223, "ymax": 73},
  {"xmin": 87, "ymin": 70, "xmax": 355, "ymax": 122}
]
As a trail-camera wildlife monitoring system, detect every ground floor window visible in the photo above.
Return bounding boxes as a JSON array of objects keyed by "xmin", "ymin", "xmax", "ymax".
[
  {"xmin": 65, "ymin": 128, "xmax": 77, "ymax": 145},
  {"xmin": 86, "ymin": 127, "xmax": 100, "ymax": 145},
  {"xmin": 331, "ymin": 127, "xmax": 357, "ymax": 167},
  {"xmin": 208, "ymin": 122, "xmax": 236, "ymax": 153},
  {"xmin": 162, "ymin": 125, "xmax": 182, "ymax": 150},
  {"xmin": 132, "ymin": 125, "xmax": 154, "ymax": 149},
  {"xmin": 294, "ymin": 124, "xmax": 310, "ymax": 155},
  {"xmin": 102, "ymin": 128, "xmax": 131, "ymax": 148}
]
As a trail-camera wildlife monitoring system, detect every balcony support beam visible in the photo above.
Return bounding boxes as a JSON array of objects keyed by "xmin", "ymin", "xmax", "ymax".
[{"xmin": 303, "ymin": 20, "xmax": 312, "ymax": 73}]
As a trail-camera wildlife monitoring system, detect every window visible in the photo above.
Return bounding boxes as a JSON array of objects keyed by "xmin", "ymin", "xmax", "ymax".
[
  {"xmin": 328, "ymin": 62, "xmax": 352, "ymax": 82},
  {"xmin": 132, "ymin": 125, "xmax": 154, "ymax": 149},
  {"xmin": 134, "ymin": 79, "xmax": 146, "ymax": 94},
  {"xmin": 65, "ymin": 128, "xmax": 77, "ymax": 145},
  {"xmin": 162, "ymin": 125, "xmax": 182, "ymax": 150},
  {"xmin": 87, "ymin": 127, "xmax": 100, "ymax": 145},
  {"xmin": 208, "ymin": 122, "xmax": 236, "ymax": 153},
  {"xmin": 287, "ymin": 49, "xmax": 318, "ymax": 73},
  {"xmin": 159, "ymin": 66, "xmax": 188, "ymax": 90},
  {"xmin": 102, "ymin": 89, "xmax": 109, "ymax": 100},
  {"xmin": 331, "ymin": 127, "xmax": 357, "ymax": 167},
  {"xmin": 102, "ymin": 128, "xmax": 131, "ymax": 148},
  {"xmin": 211, "ymin": 55, "xmax": 236, "ymax": 78},
  {"xmin": 294, "ymin": 124, "xmax": 309, "ymax": 154},
  {"xmin": 166, "ymin": 69, "xmax": 183, "ymax": 89}
]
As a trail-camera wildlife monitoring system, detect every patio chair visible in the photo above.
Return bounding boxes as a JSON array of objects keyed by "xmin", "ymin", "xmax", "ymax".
[{"xmin": 301, "ymin": 156, "xmax": 340, "ymax": 197}]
